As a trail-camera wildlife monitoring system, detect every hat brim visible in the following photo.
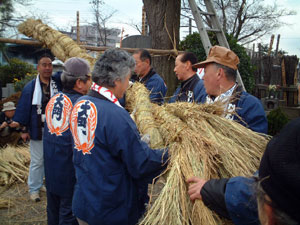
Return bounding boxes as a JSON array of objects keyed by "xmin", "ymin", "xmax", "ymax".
[
  {"xmin": 193, "ymin": 58, "xmax": 216, "ymax": 68},
  {"xmin": 2, "ymin": 107, "xmax": 16, "ymax": 112}
]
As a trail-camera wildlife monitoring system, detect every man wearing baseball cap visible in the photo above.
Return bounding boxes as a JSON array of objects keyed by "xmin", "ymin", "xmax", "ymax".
[
  {"xmin": 194, "ymin": 45, "xmax": 267, "ymax": 134},
  {"xmin": 43, "ymin": 57, "xmax": 91, "ymax": 225}
]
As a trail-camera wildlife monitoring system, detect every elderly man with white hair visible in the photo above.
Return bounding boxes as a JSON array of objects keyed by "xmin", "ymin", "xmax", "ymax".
[{"xmin": 70, "ymin": 48, "xmax": 168, "ymax": 225}]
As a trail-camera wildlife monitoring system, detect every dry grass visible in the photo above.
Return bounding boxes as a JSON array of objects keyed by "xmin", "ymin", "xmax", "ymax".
[
  {"xmin": 0, "ymin": 145, "xmax": 30, "ymax": 189},
  {"xmin": 0, "ymin": 182, "xmax": 47, "ymax": 225},
  {"xmin": 125, "ymin": 83, "xmax": 269, "ymax": 225},
  {"xmin": 0, "ymin": 145, "xmax": 47, "ymax": 224}
]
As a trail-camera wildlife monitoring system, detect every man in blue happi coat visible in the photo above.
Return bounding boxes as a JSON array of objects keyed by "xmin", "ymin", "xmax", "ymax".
[
  {"xmin": 70, "ymin": 49, "xmax": 168, "ymax": 225},
  {"xmin": 169, "ymin": 52, "xmax": 206, "ymax": 103},
  {"xmin": 133, "ymin": 49, "xmax": 167, "ymax": 104},
  {"xmin": 12, "ymin": 54, "xmax": 62, "ymax": 202},
  {"xmin": 43, "ymin": 57, "xmax": 91, "ymax": 225}
]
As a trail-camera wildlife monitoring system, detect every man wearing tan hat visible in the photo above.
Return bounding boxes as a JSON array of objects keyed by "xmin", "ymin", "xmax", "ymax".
[
  {"xmin": 0, "ymin": 101, "xmax": 22, "ymax": 146},
  {"xmin": 193, "ymin": 45, "xmax": 267, "ymax": 134}
]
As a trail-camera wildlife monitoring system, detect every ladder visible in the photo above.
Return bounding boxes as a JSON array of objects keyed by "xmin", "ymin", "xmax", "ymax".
[{"xmin": 188, "ymin": 0, "xmax": 246, "ymax": 91}]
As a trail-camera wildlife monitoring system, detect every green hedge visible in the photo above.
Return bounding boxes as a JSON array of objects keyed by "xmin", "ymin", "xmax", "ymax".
[
  {"xmin": 267, "ymin": 108, "xmax": 289, "ymax": 136},
  {"xmin": 0, "ymin": 58, "xmax": 36, "ymax": 86},
  {"xmin": 14, "ymin": 73, "xmax": 37, "ymax": 92}
]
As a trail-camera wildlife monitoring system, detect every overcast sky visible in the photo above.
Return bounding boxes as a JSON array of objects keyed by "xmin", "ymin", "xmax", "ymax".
[{"xmin": 17, "ymin": 0, "xmax": 300, "ymax": 57}]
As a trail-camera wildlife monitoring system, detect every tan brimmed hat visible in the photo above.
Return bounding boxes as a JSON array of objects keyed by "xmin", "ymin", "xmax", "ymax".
[
  {"xmin": 2, "ymin": 101, "xmax": 16, "ymax": 112},
  {"xmin": 193, "ymin": 45, "xmax": 240, "ymax": 70}
]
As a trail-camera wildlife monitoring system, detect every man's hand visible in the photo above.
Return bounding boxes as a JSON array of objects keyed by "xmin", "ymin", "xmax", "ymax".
[
  {"xmin": 21, "ymin": 132, "xmax": 30, "ymax": 142},
  {"xmin": 141, "ymin": 133, "xmax": 150, "ymax": 145},
  {"xmin": 9, "ymin": 121, "xmax": 20, "ymax": 128},
  {"xmin": 0, "ymin": 121, "xmax": 8, "ymax": 129},
  {"xmin": 187, "ymin": 177, "xmax": 207, "ymax": 202}
]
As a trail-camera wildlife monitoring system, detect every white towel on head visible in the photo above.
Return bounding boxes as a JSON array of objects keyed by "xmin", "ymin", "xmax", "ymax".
[{"xmin": 32, "ymin": 74, "xmax": 58, "ymax": 106}]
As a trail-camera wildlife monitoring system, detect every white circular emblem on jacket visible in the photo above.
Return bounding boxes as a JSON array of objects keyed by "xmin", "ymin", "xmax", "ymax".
[
  {"xmin": 70, "ymin": 100, "xmax": 97, "ymax": 155},
  {"xmin": 46, "ymin": 93, "xmax": 73, "ymax": 136}
]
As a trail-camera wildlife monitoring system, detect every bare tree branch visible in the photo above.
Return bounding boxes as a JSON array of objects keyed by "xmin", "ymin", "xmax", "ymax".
[
  {"xmin": 89, "ymin": 0, "xmax": 117, "ymax": 46},
  {"xmin": 181, "ymin": 0, "xmax": 296, "ymax": 44}
]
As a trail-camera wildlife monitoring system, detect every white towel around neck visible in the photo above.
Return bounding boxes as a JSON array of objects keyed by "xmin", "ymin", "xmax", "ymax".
[{"xmin": 32, "ymin": 74, "xmax": 57, "ymax": 106}]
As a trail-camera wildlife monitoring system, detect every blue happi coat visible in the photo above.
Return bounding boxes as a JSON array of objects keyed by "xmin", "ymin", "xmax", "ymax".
[
  {"xmin": 71, "ymin": 92, "xmax": 168, "ymax": 225},
  {"xmin": 169, "ymin": 75, "xmax": 206, "ymax": 103},
  {"xmin": 225, "ymin": 176, "xmax": 260, "ymax": 225},
  {"xmin": 13, "ymin": 72, "xmax": 62, "ymax": 140},
  {"xmin": 43, "ymin": 90, "xmax": 82, "ymax": 197},
  {"xmin": 233, "ymin": 91, "xmax": 268, "ymax": 134},
  {"xmin": 138, "ymin": 69, "xmax": 167, "ymax": 104}
]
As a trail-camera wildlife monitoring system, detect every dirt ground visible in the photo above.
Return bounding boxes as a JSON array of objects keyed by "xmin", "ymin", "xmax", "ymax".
[
  {"xmin": 0, "ymin": 179, "xmax": 164, "ymax": 225},
  {"xmin": 0, "ymin": 182, "xmax": 47, "ymax": 225}
]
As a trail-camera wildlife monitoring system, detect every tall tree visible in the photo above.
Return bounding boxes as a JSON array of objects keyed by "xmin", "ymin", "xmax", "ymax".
[
  {"xmin": 182, "ymin": 0, "xmax": 296, "ymax": 44},
  {"xmin": 143, "ymin": 0, "xmax": 181, "ymax": 96},
  {"xmin": 89, "ymin": 0, "xmax": 117, "ymax": 46},
  {"xmin": 0, "ymin": 0, "xmax": 46, "ymax": 38},
  {"xmin": 0, "ymin": 0, "xmax": 15, "ymax": 35}
]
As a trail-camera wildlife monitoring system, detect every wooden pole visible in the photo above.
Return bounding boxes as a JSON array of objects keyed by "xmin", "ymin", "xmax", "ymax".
[
  {"xmin": 77, "ymin": 11, "xmax": 80, "ymax": 44},
  {"xmin": 120, "ymin": 27, "xmax": 124, "ymax": 48},
  {"xmin": 268, "ymin": 34, "xmax": 275, "ymax": 56},
  {"xmin": 142, "ymin": 6, "xmax": 146, "ymax": 35},
  {"xmin": 275, "ymin": 34, "xmax": 281, "ymax": 57},
  {"xmin": 189, "ymin": 18, "xmax": 192, "ymax": 35},
  {"xmin": 281, "ymin": 58, "xmax": 287, "ymax": 102},
  {"xmin": 0, "ymin": 37, "xmax": 182, "ymax": 56},
  {"xmin": 0, "ymin": 38, "xmax": 42, "ymax": 46}
]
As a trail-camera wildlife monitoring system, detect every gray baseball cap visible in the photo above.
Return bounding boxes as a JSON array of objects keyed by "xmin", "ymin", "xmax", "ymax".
[{"xmin": 63, "ymin": 57, "xmax": 91, "ymax": 78}]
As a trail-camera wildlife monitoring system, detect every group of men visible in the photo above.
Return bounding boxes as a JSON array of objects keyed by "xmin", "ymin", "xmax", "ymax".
[
  {"xmin": 133, "ymin": 46, "xmax": 267, "ymax": 134},
  {"xmin": 5, "ymin": 45, "xmax": 298, "ymax": 225}
]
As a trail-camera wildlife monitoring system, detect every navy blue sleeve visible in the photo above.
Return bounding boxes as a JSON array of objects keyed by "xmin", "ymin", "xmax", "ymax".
[
  {"xmin": 145, "ymin": 76, "xmax": 167, "ymax": 104},
  {"xmin": 13, "ymin": 81, "xmax": 34, "ymax": 126},
  {"xmin": 168, "ymin": 86, "xmax": 180, "ymax": 103},
  {"xmin": 193, "ymin": 79, "xmax": 207, "ymax": 103},
  {"xmin": 225, "ymin": 176, "xmax": 260, "ymax": 225},
  {"xmin": 236, "ymin": 93, "xmax": 268, "ymax": 134},
  {"xmin": 107, "ymin": 109, "xmax": 168, "ymax": 179},
  {"xmin": 201, "ymin": 178, "xmax": 230, "ymax": 219}
]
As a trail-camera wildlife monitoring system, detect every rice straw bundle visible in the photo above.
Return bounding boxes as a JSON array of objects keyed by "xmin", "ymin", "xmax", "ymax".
[
  {"xmin": 0, "ymin": 145, "xmax": 30, "ymax": 186},
  {"xmin": 125, "ymin": 83, "xmax": 269, "ymax": 225},
  {"xmin": 18, "ymin": 19, "xmax": 96, "ymax": 67},
  {"xmin": 0, "ymin": 199, "xmax": 14, "ymax": 209},
  {"xmin": 165, "ymin": 102, "xmax": 268, "ymax": 177},
  {"xmin": 126, "ymin": 83, "xmax": 164, "ymax": 149},
  {"xmin": 140, "ymin": 104, "xmax": 223, "ymax": 225}
]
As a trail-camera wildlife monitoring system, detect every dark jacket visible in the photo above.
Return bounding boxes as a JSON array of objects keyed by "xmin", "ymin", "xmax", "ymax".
[
  {"xmin": 169, "ymin": 74, "xmax": 206, "ymax": 103},
  {"xmin": 201, "ymin": 176, "xmax": 260, "ymax": 225},
  {"xmin": 71, "ymin": 92, "xmax": 168, "ymax": 225},
  {"xmin": 140, "ymin": 68, "xmax": 167, "ymax": 104},
  {"xmin": 232, "ymin": 86, "xmax": 268, "ymax": 134},
  {"xmin": 43, "ymin": 90, "xmax": 82, "ymax": 197},
  {"xmin": 13, "ymin": 72, "xmax": 62, "ymax": 140}
]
